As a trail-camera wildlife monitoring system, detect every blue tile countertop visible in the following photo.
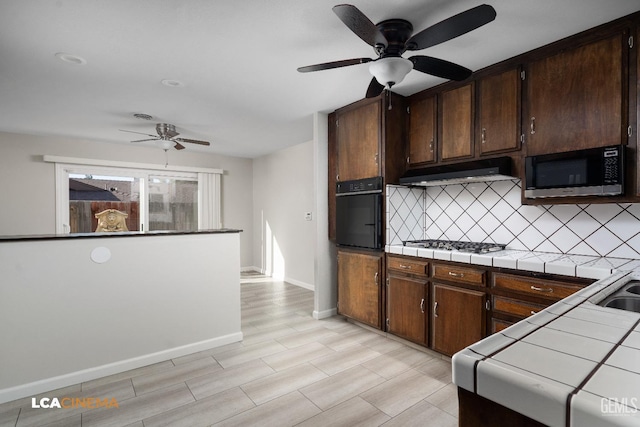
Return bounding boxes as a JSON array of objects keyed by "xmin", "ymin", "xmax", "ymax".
[{"xmin": 385, "ymin": 245, "xmax": 640, "ymax": 426}]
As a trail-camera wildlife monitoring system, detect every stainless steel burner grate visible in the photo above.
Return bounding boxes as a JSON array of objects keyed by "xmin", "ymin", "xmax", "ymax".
[{"xmin": 403, "ymin": 239, "xmax": 506, "ymax": 254}]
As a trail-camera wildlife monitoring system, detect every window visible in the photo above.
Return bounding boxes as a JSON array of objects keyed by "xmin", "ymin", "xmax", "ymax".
[
  {"xmin": 148, "ymin": 176, "xmax": 198, "ymax": 231},
  {"xmin": 68, "ymin": 173, "xmax": 141, "ymax": 233},
  {"xmin": 46, "ymin": 156, "xmax": 222, "ymax": 234}
]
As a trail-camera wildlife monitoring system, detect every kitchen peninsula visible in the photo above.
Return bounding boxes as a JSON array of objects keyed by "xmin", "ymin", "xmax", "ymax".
[{"xmin": 0, "ymin": 229, "xmax": 242, "ymax": 404}]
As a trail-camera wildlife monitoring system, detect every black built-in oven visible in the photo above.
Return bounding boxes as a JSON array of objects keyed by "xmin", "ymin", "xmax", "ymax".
[{"xmin": 336, "ymin": 176, "xmax": 383, "ymax": 250}]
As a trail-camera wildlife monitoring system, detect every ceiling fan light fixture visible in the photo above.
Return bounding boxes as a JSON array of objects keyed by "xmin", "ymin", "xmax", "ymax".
[
  {"xmin": 369, "ymin": 57, "xmax": 413, "ymax": 88},
  {"xmin": 157, "ymin": 139, "xmax": 173, "ymax": 150}
]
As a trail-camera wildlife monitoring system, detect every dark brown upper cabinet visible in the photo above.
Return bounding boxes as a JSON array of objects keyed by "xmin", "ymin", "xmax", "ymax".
[
  {"xmin": 333, "ymin": 93, "xmax": 407, "ymax": 184},
  {"xmin": 407, "ymin": 95, "xmax": 437, "ymax": 166},
  {"xmin": 523, "ymin": 32, "xmax": 628, "ymax": 156},
  {"xmin": 477, "ymin": 68, "xmax": 521, "ymax": 156},
  {"xmin": 440, "ymin": 83, "xmax": 474, "ymax": 161},
  {"xmin": 336, "ymin": 99, "xmax": 381, "ymax": 182}
]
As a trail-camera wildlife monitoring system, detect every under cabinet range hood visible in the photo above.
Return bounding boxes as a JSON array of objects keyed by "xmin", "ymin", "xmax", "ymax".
[{"xmin": 399, "ymin": 157, "xmax": 514, "ymax": 187}]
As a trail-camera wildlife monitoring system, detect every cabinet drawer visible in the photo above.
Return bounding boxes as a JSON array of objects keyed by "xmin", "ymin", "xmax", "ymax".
[
  {"xmin": 491, "ymin": 318, "xmax": 514, "ymax": 334},
  {"xmin": 492, "ymin": 273, "xmax": 584, "ymax": 301},
  {"xmin": 493, "ymin": 296, "xmax": 546, "ymax": 319},
  {"xmin": 387, "ymin": 255, "xmax": 429, "ymax": 276},
  {"xmin": 432, "ymin": 264, "xmax": 485, "ymax": 287}
]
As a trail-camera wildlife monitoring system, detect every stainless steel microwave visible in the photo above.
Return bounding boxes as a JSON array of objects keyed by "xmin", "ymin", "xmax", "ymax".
[{"xmin": 524, "ymin": 145, "xmax": 624, "ymax": 198}]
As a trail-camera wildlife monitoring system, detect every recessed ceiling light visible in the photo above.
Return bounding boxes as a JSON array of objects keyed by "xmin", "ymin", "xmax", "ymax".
[
  {"xmin": 161, "ymin": 79, "xmax": 184, "ymax": 87},
  {"xmin": 133, "ymin": 113, "xmax": 153, "ymax": 120},
  {"xmin": 55, "ymin": 52, "xmax": 87, "ymax": 65}
]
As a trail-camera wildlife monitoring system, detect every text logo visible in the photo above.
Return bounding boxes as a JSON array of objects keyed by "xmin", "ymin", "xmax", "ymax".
[
  {"xmin": 601, "ymin": 397, "xmax": 638, "ymax": 416},
  {"xmin": 31, "ymin": 397, "xmax": 119, "ymax": 409}
]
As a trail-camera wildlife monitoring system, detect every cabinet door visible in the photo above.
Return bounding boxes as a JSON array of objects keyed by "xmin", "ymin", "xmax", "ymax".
[
  {"xmin": 525, "ymin": 33, "xmax": 625, "ymax": 156},
  {"xmin": 337, "ymin": 101, "xmax": 381, "ymax": 181},
  {"xmin": 441, "ymin": 83, "xmax": 474, "ymax": 161},
  {"xmin": 477, "ymin": 68, "xmax": 521, "ymax": 155},
  {"xmin": 337, "ymin": 251, "xmax": 382, "ymax": 328},
  {"xmin": 432, "ymin": 283, "xmax": 485, "ymax": 356},
  {"xmin": 408, "ymin": 95, "xmax": 436, "ymax": 165},
  {"xmin": 387, "ymin": 275, "xmax": 427, "ymax": 345}
]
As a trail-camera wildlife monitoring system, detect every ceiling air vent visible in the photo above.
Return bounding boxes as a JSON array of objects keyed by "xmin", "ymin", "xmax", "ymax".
[{"xmin": 133, "ymin": 113, "xmax": 153, "ymax": 121}]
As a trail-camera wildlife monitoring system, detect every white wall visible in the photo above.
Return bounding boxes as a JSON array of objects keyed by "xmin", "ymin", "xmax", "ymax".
[
  {"xmin": 0, "ymin": 232, "xmax": 241, "ymax": 403},
  {"xmin": 0, "ymin": 131, "xmax": 254, "ymax": 267},
  {"xmin": 312, "ymin": 112, "xmax": 337, "ymax": 318},
  {"xmin": 252, "ymin": 140, "xmax": 315, "ymax": 288}
]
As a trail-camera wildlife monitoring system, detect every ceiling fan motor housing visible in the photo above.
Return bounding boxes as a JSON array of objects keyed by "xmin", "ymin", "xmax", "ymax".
[
  {"xmin": 375, "ymin": 19, "xmax": 414, "ymax": 56},
  {"xmin": 156, "ymin": 123, "xmax": 178, "ymax": 138}
]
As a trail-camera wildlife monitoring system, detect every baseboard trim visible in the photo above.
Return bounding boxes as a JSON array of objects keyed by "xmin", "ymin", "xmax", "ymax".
[
  {"xmin": 313, "ymin": 307, "xmax": 337, "ymax": 320},
  {"xmin": 285, "ymin": 277, "xmax": 315, "ymax": 291},
  {"xmin": 0, "ymin": 332, "xmax": 243, "ymax": 405}
]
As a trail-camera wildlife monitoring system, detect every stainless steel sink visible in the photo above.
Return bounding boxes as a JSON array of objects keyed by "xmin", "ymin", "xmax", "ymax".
[
  {"xmin": 597, "ymin": 281, "xmax": 640, "ymax": 313},
  {"xmin": 627, "ymin": 284, "xmax": 640, "ymax": 295},
  {"xmin": 602, "ymin": 297, "xmax": 640, "ymax": 312}
]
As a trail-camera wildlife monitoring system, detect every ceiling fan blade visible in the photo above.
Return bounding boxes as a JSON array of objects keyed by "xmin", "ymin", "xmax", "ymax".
[
  {"xmin": 130, "ymin": 138, "xmax": 158, "ymax": 143},
  {"xmin": 119, "ymin": 129, "xmax": 158, "ymax": 138},
  {"xmin": 410, "ymin": 55, "xmax": 472, "ymax": 81},
  {"xmin": 332, "ymin": 4, "xmax": 387, "ymax": 48},
  {"xmin": 175, "ymin": 137, "xmax": 210, "ymax": 146},
  {"xmin": 406, "ymin": 4, "xmax": 496, "ymax": 51},
  {"xmin": 365, "ymin": 77, "xmax": 385, "ymax": 98},
  {"xmin": 297, "ymin": 58, "xmax": 373, "ymax": 73},
  {"xmin": 174, "ymin": 142, "xmax": 186, "ymax": 150}
]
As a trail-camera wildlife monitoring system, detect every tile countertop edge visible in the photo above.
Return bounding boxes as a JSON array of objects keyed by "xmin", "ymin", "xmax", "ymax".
[{"xmin": 384, "ymin": 244, "xmax": 637, "ymax": 280}]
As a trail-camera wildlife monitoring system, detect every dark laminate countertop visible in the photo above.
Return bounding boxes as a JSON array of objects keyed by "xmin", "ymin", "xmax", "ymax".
[{"xmin": 0, "ymin": 229, "xmax": 242, "ymax": 242}]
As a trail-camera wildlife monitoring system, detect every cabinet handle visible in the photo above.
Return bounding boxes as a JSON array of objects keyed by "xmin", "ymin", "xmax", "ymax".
[
  {"xmin": 481, "ymin": 128, "xmax": 486, "ymax": 144},
  {"xmin": 429, "ymin": 139, "xmax": 434, "ymax": 152},
  {"xmin": 336, "ymin": 174, "xmax": 340, "ymax": 181},
  {"xmin": 399, "ymin": 264, "xmax": 412, "ymax": 270},
  {"xmin": 420, "ymin": 298, "xmax": 425, "ymax": 313},
  {"xmin": 530, "ymin": 117, "xmax": 536, "ymax": 135},
  {"xmin": 374, "ymin": 153, "xmax": 379, "ymax": 165},
  {"xmin": 407, "ymin": 156, "xmax": 410, "ymax": 164},
  {"xmin": 374, "ymin": 272, "xmax": 379, "ymax": 286},
  {"xmin": 530, "ymin": 285, "xmax": 553, "ymax": 293},
  {"xmin": 434, "ymin": 301, "xmax": 439, "ymax": 318},
  {"xmin": 448, "ymin": 271, "xmax": 464, "ymax": 278},
  {"xmin": 530, "ymin": 310, "xmax": 538, "ymax": 315}
]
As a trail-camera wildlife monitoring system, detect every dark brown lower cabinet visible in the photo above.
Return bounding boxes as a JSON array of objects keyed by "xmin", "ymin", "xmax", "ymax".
[
  {"xmin": 432, "ymin": 283, "xmax": 486, "ymax": 356},
  {"xmin": 458, "ymin": 388, "xmax": 547, "ymax": 427},
  {"xmin": 337, "ymin": 250, "xmax": 382, "ymax": 329},
  {"xmin": 386, "ymin": 274, "xmax": 427, "ymax": 345}
]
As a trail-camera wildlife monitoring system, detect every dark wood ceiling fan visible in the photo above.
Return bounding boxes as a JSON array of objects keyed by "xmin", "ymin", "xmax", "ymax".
[{"xmin": 297, "ymin": 4, "xmax": 497, "ymax": 98}]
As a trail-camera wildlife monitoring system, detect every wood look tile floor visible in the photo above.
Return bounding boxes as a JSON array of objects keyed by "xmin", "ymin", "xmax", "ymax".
[{"xmin": 0, "ymin": 274, "xmax": 458, "ymax": 427}]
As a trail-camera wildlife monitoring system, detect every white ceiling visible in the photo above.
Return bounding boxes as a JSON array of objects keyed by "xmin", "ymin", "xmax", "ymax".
[{"xmin": 0, "ymin": 1, "xmax": 638, "ymax": 158}]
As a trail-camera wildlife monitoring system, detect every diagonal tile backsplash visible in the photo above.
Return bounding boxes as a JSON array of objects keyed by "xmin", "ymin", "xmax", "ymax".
[{"xmin": 387, "ymin": 181, "xmax": 640, "ymax": 259}]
